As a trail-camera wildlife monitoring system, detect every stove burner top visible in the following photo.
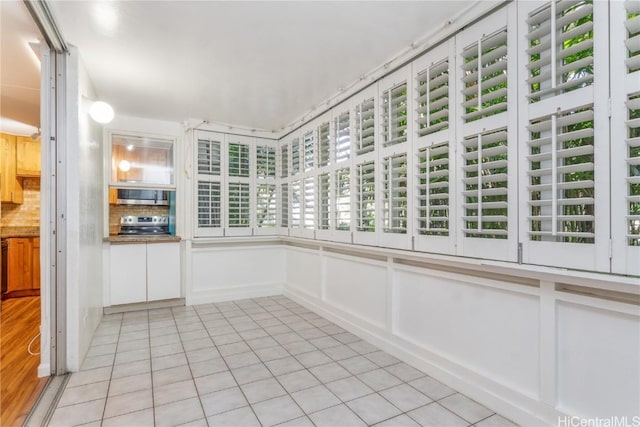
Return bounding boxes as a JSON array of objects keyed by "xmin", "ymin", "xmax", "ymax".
[{"xmin": 118, "ymin": 215, "xmax": 170, "ymax": 236}]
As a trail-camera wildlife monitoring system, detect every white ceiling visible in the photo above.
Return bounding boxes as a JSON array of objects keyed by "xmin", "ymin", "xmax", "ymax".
[
  {"xmin": 0, "ymin": 1, "xmax": 42, "ymax": 134},
  {"xmin": 48, "ymin": 1, "xmax": 482, "ymax": 132}
]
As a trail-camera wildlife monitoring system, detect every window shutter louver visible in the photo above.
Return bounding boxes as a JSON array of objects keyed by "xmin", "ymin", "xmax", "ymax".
[
  {"xmin": 356, "ymin": 98, "xmax": 375, "ymax": 155},
  {"xmin": 303, "ymin": 177, "xmax": 315, "ymax": 229},
  {"xmin": 417, "ymin": 143, "xmax": 449, "ymax": 236},
  {"xmin": 625, "ymin": 1, "xmax": 640, "ymax": 73},
  {"xmin": 335, "ymin": 168, "xmax": 350, "ymax": 231},
  {"xmin": 357, "ymin": 162, "xmax": 375, "ymax": 232},
  {"xmin": 318, "ymin": 122, "xmax": 330, "ymax": 167},
  {"xmin": 198, "ymin": 138, "xmax": 221, "ymax": 176},
  {"xmin": 383, "ymin": 154, "xmax": 408, "ymax": 233},
  {"xmin": 381, "ymin": 83, "xmax": 408, "ymax": 147},
  {"xmin": 291, "ymin": 180, "xmax": 301, "ymax": 228},
  {"xmin": 256, "ymin": 145, "xmax": 276, "ymax": 178},
  {"xmin": 291, "ymin": 138, "xmax": 300, "ymax": 175},
  {"xmin": 462, "ymin": 129, "xmax": 509, "ymax": 238},
  {"xmin": 256, "ymin": 184, "xmax": 276, "ymax": 228},
  {"xmin": 229, "ymin": 143, "xmax": 250, "ymax": 177},
  {"xmin": 335, "ymin": 112, "xmax": 351, "ymax": 163},
  {"xmin": 461, "ymin": 29, "xmax": 508, "ymax": 122},
  {"xmin": 318, "ymin": 173, "xmax": 330, "ymax": 230},
  {"xmin": 626, "ymin": 94, "xmax": 640, "ymax": 246},
  {"xmin": 527, "ymin": 105, "xmax": 595, "ymax": 243},
  {"xmin": 304, "ymin": 131, "xmax": 314, "ymax": 171},
  {"xmin": 280, "ymin": 145, "xmax": 289, "ymax": 178},
  {"xmin": 281, "ymin": 183, "xmax": 289, "ymax": 228},
  {"xmin": 228, "ymin": 182, "xmax": 250, "ymax": 227},
  {"xmin": 526, "ymin": 0, "xmax": 594, "ymax": 103},
  {"xmin": 197, "ymin": 182, "xmax": 221, "ymax": 228},
  {"xmin": 416, "ymin": 60, "xmax": 449, "ymax": 137}
]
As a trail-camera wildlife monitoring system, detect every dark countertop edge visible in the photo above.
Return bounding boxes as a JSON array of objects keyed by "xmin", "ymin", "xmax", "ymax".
[{"xmin": 106, "ymin": 235, "xmax": 182, "ymax": 244}]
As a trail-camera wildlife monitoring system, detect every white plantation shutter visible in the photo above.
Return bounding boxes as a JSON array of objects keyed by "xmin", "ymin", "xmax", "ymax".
[
  {"xmin": 281, "ymin": 183, "xmax": 289, "ymax": 228},
  {"xmin": 383, "ymin": 154, "xmax": 408, "ymax": 233},
  {"xmin": 228, "ymin": 182, "xmax": 250, "ymax": 227},
  {"xmin": 627, "ymin": 95, "xmax": 640, "ymax": 246},
  {"xmin": 417, "ymin": 143, "xmax": 449, "ymax": 236},
  {"xmin": 335, "ymin": 168, "xmax": 350, "ymax": 231},
  {"xmin": 416, "ymin": 60, "xmax": 449, "ymax": 137},
  {"xmin": 198, "ymin": 182, "xmax": 221, "ymax": 228},
  {"xmin": 461, "ymin": 29, "xmax": 508, "ymax": 122},
  {"xmin": 520, "ymin": 0, "xmax": 607, "ymax": 271},
  {"xmin": 304, "ymin": 131, "xmax": 314, "ymax": 171},
  {"xmin": 461, "ymin": 129, "xmax": 509, "ymax": 239},
  {"xmin": 527, "ymin": 106, "xmax": 595, "ymax": 243},
  {"xmin": 381, "ymin": 83, "xmax": 408, "ymax": 147},
  {"xmin": 195, "ymin": 132, "xmax": 224, "ymax": 236},
  {"xmin": 625, "ymin": 1, "xmax": 640, "ymax": 73},
  {"xmin": 356, "ymin": 98, "xmax": 375, "ymax": 155},
  {"xmin": 198, "ymin": 137, "xmax": 221, "ymax": 176},
  {"xmin": 526, "ymin": 0, "xmax": 594, "ymax": 102},
  {"xmin": 256, "ymin": 184, "xmax": 276, "ymax": 228},
  {"xmin": 335, "ymin": 111, "xmax": 351, "ymax": 163},
  {"xmin": 303, "ymin": 177, "xmax": 315, "ymax": 229},
  {"xmin": 291, "ymin": 180, "xmax": 301, "ymax": 228},
  {"xmin": 318, "ymin": 122, "xmax": 330, "ymax": 167},
  {"xmin": 280, "ymin": 145, "xmax": 289, "ymax": 178},
  {"xmin": 318, "ymin": 173, "xmax": 330, "ymax": 230},
  {"xmin": 256, "ymin": 145, "xmax": 276, "ymax": 178},
  {"xmin": 291, "ymin": 138, "xmax": 300, "ymax": 175},
  {"xmin": 229, "ymin": 142, "xmax": 250, "ymax": 177},
  {"xmin": 357, "ymin": 162, "xmax": 375, "ymax": 232},
  {"xmin": 612, "ymin": 1, "xmax": 639, "ymax": 274}
]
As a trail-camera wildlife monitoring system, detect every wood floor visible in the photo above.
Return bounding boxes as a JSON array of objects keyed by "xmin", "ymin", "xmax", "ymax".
[{"xmin": 1, "ymin": 296, "xmax": 48, "ymax": 427}]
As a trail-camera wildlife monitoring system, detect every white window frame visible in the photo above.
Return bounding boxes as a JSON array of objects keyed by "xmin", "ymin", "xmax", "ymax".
[
  {"xmin": 194, "ymin": 130, "xmax": 224, "ymax": 237},
  {"xmin": 413, "ymin": 40, "xmax": 456, "ymax": 255},
  {"xmin": 517, "ymin": 0, "xmax": 610, "ymax": 271},
  {"xmin": 379, "ymin": 67, "xmax": 413, "ymax": 250},
  {"xmin": 455, "ymin": 4, "xmax": 518, "ymax": 262},
  {"xmin": 611, "ymin": 0, "xmax": 640, "ymax": 275}
]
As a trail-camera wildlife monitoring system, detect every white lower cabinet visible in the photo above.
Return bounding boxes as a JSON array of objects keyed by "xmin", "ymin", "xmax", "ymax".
[{"xmin": 110, "ymin": 242, "xmax": 180, "ymax": 305}]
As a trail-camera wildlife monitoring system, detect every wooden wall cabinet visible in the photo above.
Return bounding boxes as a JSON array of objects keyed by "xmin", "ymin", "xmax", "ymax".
[
  {"xmin": 16, "ymin": 136, "xmax": 41, "ymax": 177},
  {"xmin": 109, "ymin": 188, "xmax": 118, "ymax": 204},
  {"xmin": 0, "ymin": 133, "xmax": 24, "ymax": 204},
  {"xmin": 1, "ymin": 237, "xmax": 40, "ymax": 298}
]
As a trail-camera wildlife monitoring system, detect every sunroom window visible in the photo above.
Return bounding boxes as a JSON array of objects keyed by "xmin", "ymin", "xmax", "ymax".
[{"xmin": 417, "ymin": 143, "xmax": 449, "ymax": 236}]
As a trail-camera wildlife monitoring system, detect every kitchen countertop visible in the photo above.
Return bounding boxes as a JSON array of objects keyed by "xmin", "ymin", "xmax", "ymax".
[
  {"xmin": 107, "ymin": 235, "xmax": 182, "ymax": 244},
  {"xmin": 1, "ymin": 227, "xmax": 40, "ymax": 238}
]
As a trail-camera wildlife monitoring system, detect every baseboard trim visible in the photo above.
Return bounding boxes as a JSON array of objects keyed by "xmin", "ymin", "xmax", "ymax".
[
  {"xmin": 284, "ymin": 286, "xmax": 557, "ymax": 427},
  {"xmin": 187, "ymin": 283, "xmax": 284, "ymax": 305},
  {"xmin": 104, "ymin": 298, "xmax": 186, "ymax": 314}
]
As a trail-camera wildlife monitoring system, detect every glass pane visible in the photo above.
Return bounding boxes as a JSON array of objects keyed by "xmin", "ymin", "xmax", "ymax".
[{"xmin": 111, "ymin": 134, "xmax": 174, "ymax": 185}]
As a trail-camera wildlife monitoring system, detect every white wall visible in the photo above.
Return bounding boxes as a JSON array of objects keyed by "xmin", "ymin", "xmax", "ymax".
[
  {"xmin": 283, "ymin": 240, "xmax": 640, "ymax": 426},
  {"xmin": 65, "ymin": 47, "xmax": 105, "ymax": 371},
  {"xmin": 187, "ymin": 240, "xmax": 284, "ymax": 305}
]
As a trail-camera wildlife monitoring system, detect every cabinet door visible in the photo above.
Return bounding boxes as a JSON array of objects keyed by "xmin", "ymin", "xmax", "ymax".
[
  {"xmin": 6, "ymin": 238, "xmax": 32, "ymax": 291},
  {"xmin": 16, "ymin": 137, "xmax": 41, "ymax": 177},
  {"xmin": 0, "ymin": 133, "xmax": 23, "ymax": 203},
  {"xmin": 31, "ymin": 238, "xmax": 40, "ymax": 289},
  {"xmin": 110, "ymin": 244, "xmax": 147, "ymax": 305},
  {"xmin": 146, "ymin": 242, "xmax": 180, "ymax": 301}
]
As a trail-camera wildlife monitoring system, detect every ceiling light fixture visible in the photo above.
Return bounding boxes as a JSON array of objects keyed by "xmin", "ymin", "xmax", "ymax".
[
  {"xmin": 89, "ymin": 101, "xmax": 115, "ymax": 124},
  {"xmin": 118, "ymin": 160, "xmax": 131, "ymax": 172}
]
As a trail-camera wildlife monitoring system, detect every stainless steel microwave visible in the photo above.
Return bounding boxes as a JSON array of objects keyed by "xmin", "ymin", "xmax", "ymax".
[{"xmin": 117, "ymin": 189, "xmax": 169, "ymax": 206}]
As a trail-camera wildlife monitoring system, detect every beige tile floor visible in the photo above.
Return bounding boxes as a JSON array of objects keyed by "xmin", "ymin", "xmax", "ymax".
[{"xmin": 47, "ymin": 296, "xmax": 517, "ymax": 427}]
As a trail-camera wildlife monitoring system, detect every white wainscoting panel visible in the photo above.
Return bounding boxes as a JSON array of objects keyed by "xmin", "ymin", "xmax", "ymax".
[
  {"xmin": 324, "ymin": 255, "xmax": 388, "ymax": 329},
  {"xmin": 285, "ymin": 247, "xmax": 322, "ymax": 298},
  {"xmin": 393, "ymin": 268, "xmax": 540, "ymax": 399},
  {"xmin": 556, "ymin": 301, "xmax": 640, "ymax": 419},
  {"xmin": 189, "ymin": 244, "xmax": 284, "ymax": 304}
]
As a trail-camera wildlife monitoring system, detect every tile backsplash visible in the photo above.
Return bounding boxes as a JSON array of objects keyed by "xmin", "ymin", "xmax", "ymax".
[
  {"xmin": 109, "ymin": 205, "xmax": 170, "ymax": 235},
  {"xmin": 1, "ymin": 177, "xmax": 40, "ymax": 227}
]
